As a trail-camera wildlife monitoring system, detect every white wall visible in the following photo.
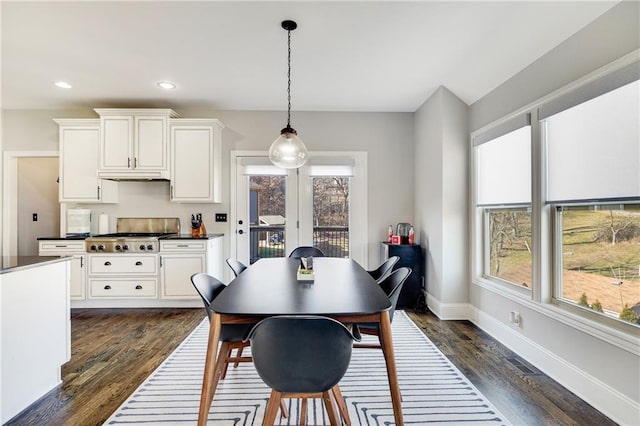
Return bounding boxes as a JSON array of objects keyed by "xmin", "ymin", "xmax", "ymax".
[
  {"xmin": 2, "ymin": 108, "xmax": 414, "ymax": 268},
  {"xmin": 414, "ymin": 87, "xmax": 469, "ymax": 318},
  {"xmin": 17, "ymin": 157, "xmax": 59, "ymax": 255},
  {"xmin": 467, "ymin": 2, "xmax": 640, "ymax": 424}
]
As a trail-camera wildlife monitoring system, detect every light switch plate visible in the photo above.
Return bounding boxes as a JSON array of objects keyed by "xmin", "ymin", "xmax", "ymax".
[{"xmin": 215, "ymin": 213, "xmax": 227, "ymax": 222}]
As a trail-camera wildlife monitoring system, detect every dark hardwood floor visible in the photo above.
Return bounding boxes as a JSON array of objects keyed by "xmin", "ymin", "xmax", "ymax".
[{"xmin": 6, "ymin": 308, "xmax": 615, "ymax": 426}]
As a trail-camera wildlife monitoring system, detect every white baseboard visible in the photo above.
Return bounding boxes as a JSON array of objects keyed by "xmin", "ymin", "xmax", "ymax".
[
  {"xmin": 470, "ymin": 306, "xmax": 640, "ymax": 426},
  {"xmin": 425, "ymin": 291, "xmax": 471, "ymax": 320},
  {"xmin": 71, "ymin": 299, "xmax": 203, "ymax": 309}
]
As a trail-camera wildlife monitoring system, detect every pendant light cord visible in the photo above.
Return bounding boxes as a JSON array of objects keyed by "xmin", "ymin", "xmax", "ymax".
[{"xmin": 286, "ymin": 28, "xmax": 292, "ymax": 128}]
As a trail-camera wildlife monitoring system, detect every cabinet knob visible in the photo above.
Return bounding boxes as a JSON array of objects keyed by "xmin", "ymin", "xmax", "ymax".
[
  {"xmin": 104, "ymin": 261, "xmax": 111, "ymax": 266},
  {"xmin": 135, "ymin": 261, "xmax": 143, "ymax": 266},
  {"xmin": 104, "ymin": 285, "xmax": 112, "ymax": 290},
  {"xmin": 135, "ymin": 285, "xmax": 143, "ymax": 290}
]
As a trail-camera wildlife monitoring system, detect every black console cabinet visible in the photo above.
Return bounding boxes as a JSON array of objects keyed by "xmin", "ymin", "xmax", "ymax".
[{"xmin": 381, "ymin": 242, "xmax": 423, "ymax": 309}]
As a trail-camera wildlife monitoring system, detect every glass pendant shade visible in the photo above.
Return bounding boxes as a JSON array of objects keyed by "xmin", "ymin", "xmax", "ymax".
[{"xmin": 269, "ymin": 127, "xmax": 308, "ymax": 169}]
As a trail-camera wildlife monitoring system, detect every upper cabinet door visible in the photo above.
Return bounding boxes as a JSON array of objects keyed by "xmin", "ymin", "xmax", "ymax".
[
  {"xmin": 100, "ymin": 116, "xmax": 133, "ymax": 170},
  {"xmin": 135, "ymin": 116, "xmax": 167, "ymax": 171},
  {"xmin": 55, "ymin": 119, "xmax": 118, "ymax": 203},
  {"xmin": 95, "ymin": 109, "xmax": 177, "ymax": 179},
  {"xmin": 170, "ymin": 119, "xmax": 223, "ymax": 203}
]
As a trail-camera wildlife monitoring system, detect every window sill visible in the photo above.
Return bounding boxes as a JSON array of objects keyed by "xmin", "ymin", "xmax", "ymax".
[{"xmin": 472, "ymin": 278, "xmax": 640, "ymax": 356}]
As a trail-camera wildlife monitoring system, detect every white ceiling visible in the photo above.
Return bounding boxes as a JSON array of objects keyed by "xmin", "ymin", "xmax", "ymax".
[{"xmin": 1, "ymin": 1, "xmax": 618, "ymax": 112}]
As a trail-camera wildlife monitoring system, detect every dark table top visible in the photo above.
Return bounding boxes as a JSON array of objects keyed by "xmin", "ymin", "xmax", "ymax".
[{"xmin": 211, "ymin": 257, "xmax": 391, "ymax": 316}]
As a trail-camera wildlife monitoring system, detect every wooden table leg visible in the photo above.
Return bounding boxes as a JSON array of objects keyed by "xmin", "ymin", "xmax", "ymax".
[
  {"xmin": 379, "ymin": 310, "xmax": 403, "ymax": 426},
  {"xmin": 197, "ymin": 312, "xmax": 222, "ymax": 426}
]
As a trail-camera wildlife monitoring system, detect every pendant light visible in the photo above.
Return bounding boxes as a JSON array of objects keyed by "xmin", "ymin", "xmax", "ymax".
[{"xmin": 269, "ymin": 20, "xmax": 309, "ymax": 169}]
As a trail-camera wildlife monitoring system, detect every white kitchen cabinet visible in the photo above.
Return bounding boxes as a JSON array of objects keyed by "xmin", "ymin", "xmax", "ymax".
[
  {"xmin": 87, "ymin": 253, "xmax": 158, "ymax": 300},
  {"xmin": 38, "ymin": 240, "xmax": 87, "ymax": 300},
  {"xmin": 160, "ymin": 253, "xmax": 206, "ymax": 298},
  {"xmin": 169, "ymin": 119, "xmax": 224, "ymax": 203},
  {"xmin": 89, "ymin": 279, "xmax": 157, "ymax": 298},
  {"xmin": 95, "ymin": 109, "xmax": 179, "ymax": 179},
  {"xmin": 54, "ymin": 119, "xmax": 117, "ymax": 203},
  {"xmin": 159, "ymin": 237, "xmax": 223, "ymax": 299},
  {"xmin": 1, "ymin": 258, "xmax": 70, "ymax": 423}
]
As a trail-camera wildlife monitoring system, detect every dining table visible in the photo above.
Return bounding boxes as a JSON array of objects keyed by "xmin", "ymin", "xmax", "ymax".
[{"xmin": 197, "ymin": 256, "xmax": 404, "ymax": 425}]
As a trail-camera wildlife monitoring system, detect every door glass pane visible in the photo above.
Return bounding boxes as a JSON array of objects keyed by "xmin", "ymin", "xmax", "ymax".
[
  {"xmin": 312, "ymin": 177, "xmax": 349, "ymax": 258},
  {"xmin": 558, "ymin": 204, "xmax": 640, "ymax": 327},
  {"xmin": 249, "ymin": 175, "xmax": 286, "ymax": 262}
]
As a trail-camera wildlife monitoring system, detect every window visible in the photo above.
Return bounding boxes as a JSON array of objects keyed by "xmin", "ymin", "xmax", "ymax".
[
  {"xmin": 474, "ymin": 116, "xmax": 532, "ymax": 289},
  {"xmin": 543, "ymin": 76, "xmax": 640, "ymax": 328},
  {"xmin": 555, "ymin": 203, "xmax": 640, "ymax": 326},
  {"xmin": 472, "ymin": 58, "xmax": 640, "ymax": 332}
]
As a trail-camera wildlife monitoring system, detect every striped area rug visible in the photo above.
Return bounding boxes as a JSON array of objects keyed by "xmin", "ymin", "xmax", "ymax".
[{"xmin": 105, "ymin": 311, "xmax": 511, "ymax": 425}]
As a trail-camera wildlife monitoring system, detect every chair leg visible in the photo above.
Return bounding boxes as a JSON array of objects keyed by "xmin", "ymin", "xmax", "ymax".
[
  {"xmin": 220, "ymin": 343, "xmax": 234, "ymax": 380},
  {"xmin": 322, "ymin": 390, "xmax": 341, "ymax": 426},
  {"xmin": 331, "ymin": 385, "xmax": 350, "ymax": 425},
  {"xmin": 299, "ymin": 398, "xmax": 308, "ymax": 425},
  {"xmin": 234, "ymin": 346, "xmax": 244, "ymax": 368},
  {"xmin": 262, "ymin": 389, "xmax": 282, "ymax": 426},
  {"xmin": 280, "ymin": 399, "xmax": 288, "ymax": 419},
  {"xmin": 210, "ymin": 342, "xmax": 230, "ymax": 397}
]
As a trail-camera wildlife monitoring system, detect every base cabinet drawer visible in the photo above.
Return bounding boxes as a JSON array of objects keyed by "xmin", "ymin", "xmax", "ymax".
[
  {"xmin": 89, "ymin": 255, "xmax": 157, "ymax": 274},
  {"xmin": 89, "ymin": 279, "xmax": 157, "ymax": 298},
  {"xmin": 39, "ymin": 241, "xmax": 86, "ymax": 253}
]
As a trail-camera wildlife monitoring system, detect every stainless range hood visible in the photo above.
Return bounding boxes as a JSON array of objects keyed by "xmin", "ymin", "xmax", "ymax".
[{"xmin": 99, "ymin": 176, "xmax": 170, "ymax": 182}]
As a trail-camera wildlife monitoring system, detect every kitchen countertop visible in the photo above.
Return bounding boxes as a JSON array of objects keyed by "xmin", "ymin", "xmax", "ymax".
[
  {"xmin": 37, "ymin": 233, "xmax": 224, "ymax": 241},
  {"xmin": 37, "ymin": 235, "xmax": 89, "ymax": 240},
  {"xmin": 0, "ymin": 256, "xmax": 71, "ymax": 274},
  {"xmin": 160, "ymin": 233, "xmax": 224, "ymax": 240}
]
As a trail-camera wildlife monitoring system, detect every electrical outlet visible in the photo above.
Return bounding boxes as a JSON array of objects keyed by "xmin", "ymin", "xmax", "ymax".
[
  {"xmin": 32, "ymin": 213, "xmax": 38, "ymax": 222},
  {"xmin": 509, "ymin": 311, "xmax": 521, "ymax": 326},
  {"xmin": 215, "ymin": 213, "xmax": 227, "ymax": 222}
]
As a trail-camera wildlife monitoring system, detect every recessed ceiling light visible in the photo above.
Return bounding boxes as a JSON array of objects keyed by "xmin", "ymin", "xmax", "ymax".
[
  {"xmin": 54, "ymin": 81, "xmax": 72, "ymax": 89},
  {"xmin": 157, "ymin": 81, "xmax": 176, "ymax": 90}
]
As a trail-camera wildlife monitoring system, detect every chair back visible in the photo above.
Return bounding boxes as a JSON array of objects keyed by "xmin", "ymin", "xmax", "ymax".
[
  {"xmin": 226, "ymin": 258, "xmax": 248, "ymax": 277},
  {"xmin": 247, "ymin": 316, "xmax": 360, "ymax": 393},
  {"xmin": 288, "ymin": 246, "xmax": 326, "ymax": 258},
  {"xmin": 190, "ymin": 273, "xmax": 226, "ymax": 319},
  {"xmin": 368, "ymin": 256, "xmax": 400, "ymax": 282},
  {"xmin": 379, "ymin": 267, "xmax": 411, "ymax": 322}
]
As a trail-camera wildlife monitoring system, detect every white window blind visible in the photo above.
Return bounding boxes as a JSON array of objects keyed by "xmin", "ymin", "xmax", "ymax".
[
  {"xmin": 475, "ymin": 123, "xmax": 531, "ymax": 206},
  {"xmin": 307, "ymin": 157, "xmax": 355, "ymax": 177},
  {"xmin": 545, "ymin": 79, "xmax": 640, "ymax": 202},
  {"xmin": 241, "ymin": 158, "xmax": 288, "ymax": 176}
]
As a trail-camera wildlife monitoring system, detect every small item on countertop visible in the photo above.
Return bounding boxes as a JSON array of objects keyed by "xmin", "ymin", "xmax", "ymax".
[
  {"xmin": 408, "ymin": 226, "xmax": 415, "ymax": 244},
  {"xmin": 387, "ymin": 225, "xmax": 393, "ymax": 243},
  {"xmin": 191, "ymin": 214, "xmax": 202, "ymax": 238},
  {"xmin": 391, "ymin": 235, "xmax": 401, "ymax": 245},
  {"xmin": 98, "ymin": 213, "xmax": 109, "ymax": 235},
  {"xmin": 199, "ymin": 220, "xmax": 207, "ymax": 237},
  {"xmin": 297, "ymin": 256, "xmax": 315, "ymax": 281}
]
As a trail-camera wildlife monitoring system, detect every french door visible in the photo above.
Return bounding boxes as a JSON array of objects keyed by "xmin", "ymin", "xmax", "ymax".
[{"xmin": 231, "ymin": 152, "xmax": 367, "ymax": 267}]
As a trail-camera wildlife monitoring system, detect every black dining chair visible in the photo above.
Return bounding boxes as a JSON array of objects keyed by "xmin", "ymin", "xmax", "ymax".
[
  {"xmin": 190, "ymin": 273, "xmax": 289, "ymax": 418},
  {"xmin": 288, "ymin": 246, "xmax": 326, "ymax": 258},
  {"xmin": 367, "ymin": 255, "xmax": 400, "ymax": 283},
  {"xmin": 354, "ymin": 267, "xmax": 411, "ymax": 350},
  {"xmin": 247, "ymin": 315, "xmax": 361, "ymax": 426},
  {"xmin": 225, "ymin": 257, "xmax": 248, "ymax": 277},
  {"xmin": 190, "ymin": 273, "xmax": 253, "ymax": 379}
]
